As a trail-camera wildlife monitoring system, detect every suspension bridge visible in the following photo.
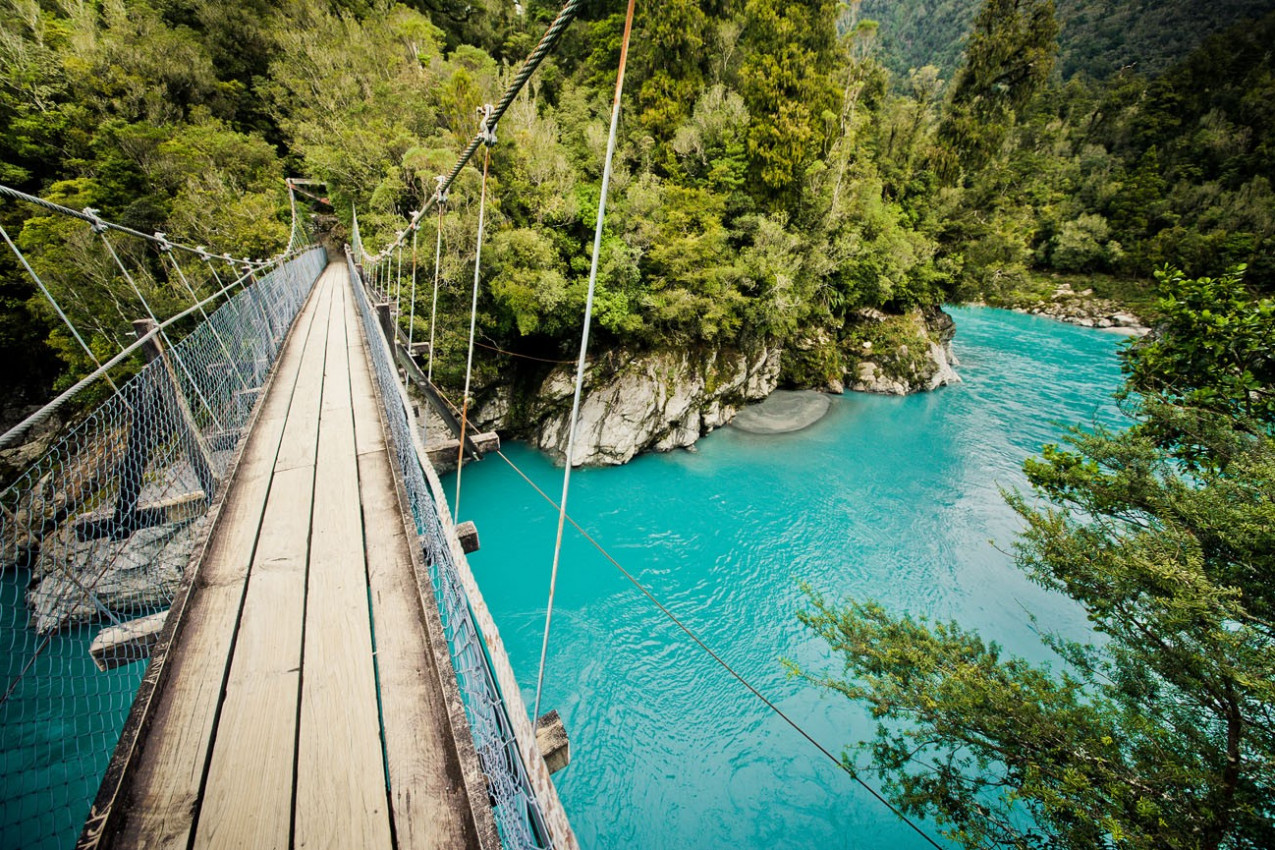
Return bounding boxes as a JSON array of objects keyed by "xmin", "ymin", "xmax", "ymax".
[
  {"xmin": 0, "ymin": 2, "xmax": 594, "ymax": 847},
  {"xmin": 0, "ymin": 1, "xmax": 953, "ymax": 848},
  {"xmin": 0, "ymin": 214, "xmax": 575, "ymax": 849}
]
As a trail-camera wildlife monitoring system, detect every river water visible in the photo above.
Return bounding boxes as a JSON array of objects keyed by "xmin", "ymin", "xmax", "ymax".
[
  {"xmin": 0, "ymin": 306, "xmax": 1126, "ymax": 850},
  {"xmin": 449, "ymin": 306, "xmax": 1128, "ymax": 850}
]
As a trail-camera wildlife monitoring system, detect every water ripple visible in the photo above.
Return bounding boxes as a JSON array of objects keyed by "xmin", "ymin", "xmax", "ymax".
[{"xmin": 457, "ymin": 307, "xmax": 1125, "ymax": 850}]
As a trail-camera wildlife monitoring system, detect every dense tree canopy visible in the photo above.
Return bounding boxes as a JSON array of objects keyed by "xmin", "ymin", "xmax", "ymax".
[
  {"xmin": 2, "ymin": 0, "xmax": 1274, "ymax": 410},
  {"xmin": 2, "ymin": 1, "xmax": 1273, "ymax": 842}
]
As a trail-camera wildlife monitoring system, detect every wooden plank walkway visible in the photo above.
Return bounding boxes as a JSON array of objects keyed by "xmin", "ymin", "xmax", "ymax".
[{"xmin": 85, "ymin": 264, "xmax": 493, "ymax": 850}]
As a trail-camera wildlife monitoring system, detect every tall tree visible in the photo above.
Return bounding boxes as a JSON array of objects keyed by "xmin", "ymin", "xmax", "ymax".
[{"xmin": 936, "ymin": 0, "xmax": 1058, "ymax": 181}]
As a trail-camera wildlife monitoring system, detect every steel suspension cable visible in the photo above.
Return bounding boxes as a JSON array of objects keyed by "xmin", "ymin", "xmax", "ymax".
[
  {"xmin": 533, "ymin": 0, "xmax": 637, "ymax": 722},
  {"xmin": 453, "ymin": 134, "xmax": 494, "ymax": 520},
  {"xmin": 0, "ymin": 183, "xmax": 274, "ymax": 268},
  {"xmin": 358, "ymin": 0, "xmax": 582, "ymax": 262}
]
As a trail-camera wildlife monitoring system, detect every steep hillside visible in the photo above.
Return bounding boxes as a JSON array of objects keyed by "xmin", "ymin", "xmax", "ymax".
[{"xmin": 862, "ymin": 0, "xmax": 1275, "ymax": 79}]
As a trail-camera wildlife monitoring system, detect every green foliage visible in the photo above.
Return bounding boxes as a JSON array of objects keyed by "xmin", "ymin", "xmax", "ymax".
[
  {"xmin": 487, "ymin": 227, "xmax": 568, "ymax": 336},
  {"xmin": 862, "ymin": 0, "xmax": 1275, "ymax": 82},
  {"xmin": 1123, "ymin": 266, "xmax": 1275, "ymax": 451},
  {"xmin": 929, "ymin": 5, "xmax": 1275, "ymax": 300},
  {"xmin": 796, "ymin": 270, "xmax": 1275, "ymax": 848},
  {"xmin": 737, "ymin": 0, "xmax": 841, "ymax": 203},
  {"xmin": 842, "ymin": 311, "xmax": 936, "ymax": 382},
  {"xmin": 936, "ymin": 0, "xmax": 1058, "ymax": 180},
  {"xmin": 6, "ymin": 0, "xmax": 1274, "ymax": 409}
]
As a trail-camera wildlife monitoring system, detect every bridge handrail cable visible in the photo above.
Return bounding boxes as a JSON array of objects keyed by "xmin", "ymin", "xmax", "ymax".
[
  {"xmin": 346, "ymin": 246, "xmax": 574, "ymax": 850},
  {"xmin": 0, "ymin": 182, "xmax": 318, "ymax": 451}
]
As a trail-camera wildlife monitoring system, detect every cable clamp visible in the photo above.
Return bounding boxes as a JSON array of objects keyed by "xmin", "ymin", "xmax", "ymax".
[
  {"xmin": 435, "ymin": 175, "xmax": 449, "ymax": 204},
  {"xmin": 477, "ymin": 104, "xmax": 498, "ymax": 146},
  {"xmin": 82, "ymin": 207, "xmax": 107, "ymax": 234},
  {"xmin": 154, "ymin": 232, "xmax": 172, "ymax": 253},
  {"xmin": 195, "ymin": 245, "xmax": 212, "ymax": 261}
]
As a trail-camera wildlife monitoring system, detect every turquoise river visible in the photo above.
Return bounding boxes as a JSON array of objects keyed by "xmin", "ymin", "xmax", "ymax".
[
  {"xmin": 448, "ymin": 306, "xmax": 1128, "ymax": 850},
  {"xmin": 1, "ymin": 305, "xmax": 1126, "ymax": 850}
]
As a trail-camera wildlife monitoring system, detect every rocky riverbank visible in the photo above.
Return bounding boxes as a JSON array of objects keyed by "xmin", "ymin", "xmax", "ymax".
[
  {"xmin": 845, "ymin": 306, "xmax": 962, "ymax": 395},
  {"xmin": 1006, "ymin": 281, "xmax": 1150, "ymax": 335},
  {"xmin": 518, "ymin": 344, "xmax": 783, "ymax": 466},
  {"xmin": 461, "ymin": 307, "xmax": 961, "ymax": 467}
]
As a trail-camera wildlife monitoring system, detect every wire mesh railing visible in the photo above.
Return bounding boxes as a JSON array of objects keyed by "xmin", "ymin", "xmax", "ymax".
[
  {"xmin": 0, "ymin": 246, "xmax": 325, "ymax": 850},
  {"xmin": 345, "ymin": 246, "xmax": 563, "ymax": 850}
]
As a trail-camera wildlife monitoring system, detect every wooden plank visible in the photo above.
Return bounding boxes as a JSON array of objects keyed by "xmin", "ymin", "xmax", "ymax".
[
  {"xmin": 294, "ymin": 268, "xmax": 393, "ymax": 849},
  {"xmin": 455, "ymin": 520, "xmax": 480, "ymax": 554},
  {"xmin": 107, "ymin": 269, "xmax": 336, "ymax": 850},
  {"xmin": 535, "ymin": 710, "xmax": 570, "ymax": 775},
  {"xmin": 191, "ymin": 269, "xmax": 338, "ymax": 850},
  {"xmin": 346, "ymin": 276, "xmax": 482, "ymax": 849},
  {"xmin": 75, "ymin": 491, "xmax": 207, "ymax": 542},
  {"xmin": 424, "ymin": 433, "xmax": 499, "ymax": 473},
  {"xmin": 90, "ymin": 611, "xmax": 168, "ymax": 671}
]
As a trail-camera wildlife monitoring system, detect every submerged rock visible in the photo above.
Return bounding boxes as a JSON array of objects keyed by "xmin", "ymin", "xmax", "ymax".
[{"xmin": 731, "ymin": 391, "xmax": 831, "ymax": 434}]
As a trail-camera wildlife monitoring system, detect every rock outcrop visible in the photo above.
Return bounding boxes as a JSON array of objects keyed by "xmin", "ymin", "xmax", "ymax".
[
  {"xmin": 847, "ymin": 307, "xmax": 962, "ymax": 396},
  {"xmin": 459, "ymin": 309, "xmax": 962, "ymax": 467},
  {"xmin": 525, "ymin": 344, "xmax": 782, "ymax": 466}
]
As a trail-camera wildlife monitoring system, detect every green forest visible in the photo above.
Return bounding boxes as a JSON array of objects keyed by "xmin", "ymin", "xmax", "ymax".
[
  {"xmin": 863, "ymin": 0, "xmax": 1275, "ymax": 80},
  {"xmin": 2, "ymin": 2, "xmax": 1275, "ymax": 844},
  {"xmin": 2, "ymin": 0, "xmax": 1274, "ymax": 412}
]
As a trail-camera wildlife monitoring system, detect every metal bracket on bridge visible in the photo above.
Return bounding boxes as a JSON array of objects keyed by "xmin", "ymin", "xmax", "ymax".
[
  {"xmin": 535, "ymin": 710, "xmax": 570, "ymax": 774},
  {"xmin": 477, "ymin": 104, "xmax": 498, "ymax": 146}
]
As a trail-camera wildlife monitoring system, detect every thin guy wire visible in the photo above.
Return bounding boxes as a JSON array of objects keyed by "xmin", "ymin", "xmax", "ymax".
[
  {"xmin": 494, "ymin": 448, "xmax": 946, "ymax": 850},
  {"xmin": 454, "ymin": 143, "xmax": 492, "ymax": 520},
  {"xmin": 534, "ymin": 0, "xmax": 637, "ymax": 723},
  {"xmin": 286, "ymin": 180, "xmax": 300, "ymax": 253},
  {"xmin": 209, "ymin": 255, "xmax": 272, "ymax": 343},
  {"xmin": 475, "ymin": 338, "xmax": 574, "ymax": 365},
  {"xmin": 408, "ymin": 227, "xmax": 420, "ymax": 352},
  {"xmin": 0, "ymin": 223, "xmax": 119, "ymax": 393},
  {"xmin": 427, "ymin": 202, "xmax": 444, "ymax": 384},
  {"xmin": 163, "ymin": 250, "xmax": 250, "ymax": 392},
  {"xmin": 98, "ymin": 231, "xmax": 224, "ymax": 431},
  {"xmin": 396, "ymin": 241, "xmax": 403, "ymax": 318}
]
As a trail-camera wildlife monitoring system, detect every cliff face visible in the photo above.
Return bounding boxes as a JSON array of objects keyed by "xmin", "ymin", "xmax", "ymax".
[
  {"xmin": 519, "ymin": 344, "xmax": 782, "ymax": 466},
  {"xmin": 472, "ymin": 309, "xmax": 959, "ymax": 467}
]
